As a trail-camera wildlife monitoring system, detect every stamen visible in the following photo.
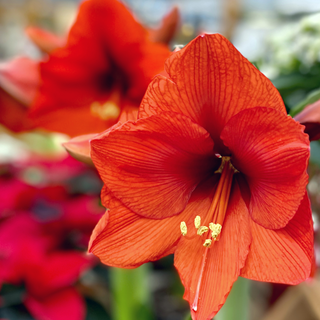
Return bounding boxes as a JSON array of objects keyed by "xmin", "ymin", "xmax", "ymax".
[
  {"xmin": 197, "ymin": 226, "xmax": 209, "ymax": 236},
  {"xmin": 209, "ymin": 223, "xmax": 222, "ymax": 239},
  {"xmin": 90, "ymin": 101, "xmax": 121, "ymax": 120},
  {"xmin": 180, "ymin": 221, "xmax": 187, "ymax": 236},
  {"xmin": 194, "ymin": 216, "xmax": 201, "ymax": 229},
  {"xmin": 203, "ymin": 239, "xmax": 212, "ymax": 247}
]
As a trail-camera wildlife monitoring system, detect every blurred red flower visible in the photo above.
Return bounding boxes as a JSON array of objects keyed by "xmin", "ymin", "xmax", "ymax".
[
  {"xmin": 0, "ymin": 156, "xmax": 104, "ymax": 320},
  {"xmin": 0, "ymin": 214, "xmax": 92, "ymax": 320},
  {"xmin": 88, "ymin": 34, "xmax": 314, "ymax": 320},
  {"xmin": 29, "ymin": 0, "xmax": 174, "ymax": 137}
]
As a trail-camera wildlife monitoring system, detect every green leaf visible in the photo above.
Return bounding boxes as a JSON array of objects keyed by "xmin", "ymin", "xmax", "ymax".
[
  {"xmin": 310, "ymin": 141, "xmax": 320, "ymax": 166},
  {"xmin": 110, "ymin": 264, "xmax": 154, "ymax": 320},
  {"xmin": 85, "ymin": 298, "xmax": 110, "ymax": 320},
  {"xmin": 214, "ymin": 277, "xmax": 250, "ymax": 320},
  {"xmin": 183, "ymin": 313, "xmax": 192, "ymax": 320}
]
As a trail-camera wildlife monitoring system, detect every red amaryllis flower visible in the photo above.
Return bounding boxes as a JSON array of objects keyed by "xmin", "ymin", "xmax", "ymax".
[
  {"xmin": 88, "ymin": 34, "xmax": 314, "ymax": 320},
  {"xmin": 29, "ymin": 0, "xmax": 173, "ymax": 137}
]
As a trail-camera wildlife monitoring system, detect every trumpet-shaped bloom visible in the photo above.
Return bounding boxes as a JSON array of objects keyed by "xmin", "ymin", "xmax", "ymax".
[
  {"xmin": 88, "ymin": 34, "xmax": 314, "ymax": 320},
  {"xmin": 29, "ymin": 0, "xmax": 172, "ymax": 137}
]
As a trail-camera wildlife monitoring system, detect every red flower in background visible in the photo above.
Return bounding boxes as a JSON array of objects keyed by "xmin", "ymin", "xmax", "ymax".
[
  {"xmin": 0, "ymin": 156, "xmax": 104, "ymax": 320},
  {"xmin": 88, "ymin": 34, "xmax": 314, "ymax": 320},
  {"xmin": 0, "ymin": 214, "xmax": 92, "ymax": 320},
  {"xmin": 29, "ymin": 0, "xmax": 177, "ymax": 137}
]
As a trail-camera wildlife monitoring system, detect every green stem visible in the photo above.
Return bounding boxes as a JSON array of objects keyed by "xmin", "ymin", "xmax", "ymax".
[
  {"xmin": 110, "ymin": 264, "xmax": 154, "ymax": 320},
  {"xmin": 214, "ymin": 277, "xmax": 250, "ymax": 320}
]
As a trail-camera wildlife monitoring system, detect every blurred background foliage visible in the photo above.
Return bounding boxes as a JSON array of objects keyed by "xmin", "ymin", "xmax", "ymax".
[{"xmin": 1, "ymin": 0, "xmax": 320, "ymax": 320}]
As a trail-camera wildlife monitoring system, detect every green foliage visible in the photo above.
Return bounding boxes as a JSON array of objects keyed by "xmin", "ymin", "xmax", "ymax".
[
  {"xmin": 214, "ymin": 277, "xmax": 250, "ymax": 320},
  {"xmin": 310, "ymin": 141, "xmax": 320, "ymax": 166},
  {"xmin": 110, "ymin": 264, "xmax": 154, "ymax": 320},
  {"xmin": 85, "ymin": 298, "xmax": 110, "ymax": 320}
]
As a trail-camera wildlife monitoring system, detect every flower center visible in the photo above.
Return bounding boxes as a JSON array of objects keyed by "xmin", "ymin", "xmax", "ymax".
[
  {"xmin": 180, "ymin": 156, "xmax": 237, "ymax": 247},
  {"xmin": 90, "ymin": 101, "xmax": 121, "ymax": 120}
]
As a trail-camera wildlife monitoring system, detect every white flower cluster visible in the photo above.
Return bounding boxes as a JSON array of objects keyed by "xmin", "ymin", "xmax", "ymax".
[{"xmin": 259, "ymin": 12, "xmax": 320, "ymax": 79}]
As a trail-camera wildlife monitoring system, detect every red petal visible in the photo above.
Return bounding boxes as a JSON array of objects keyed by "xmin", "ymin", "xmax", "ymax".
[
  {"xmin": 0, "ymin": 214, "xmax": 48, "ymax": 284},
  {"xmin": 25, "ymin": 288, "xmax": 85, "ymax": 320},
  {"xmin": 294, "ymin": 99, "xmax": 320, "ymax": 141},
  {"xmin": 29, "ymin": 96, "xmax": 120, "ymax": 137},
  {"xmin": 91, "ymin": 112, "xmax": 216, "ymax": 219},
  {"xmin": 25, "ymin": 27, "xmax": 65, "ymax": 54},
  {"xmin": 59, "ymin": 196, "xmax": 104, "ymax": 230},
  {"xmin": 294, "ymin": 99, "xmax": 320, "ymax": 124},
  {"xmin": 25, "ymin": 251, "xmax": 93, "ymax": 297},
  {"xmin": 221, "ymin": 107, "xmax": 309, "ymax": 229},
  {"xmin": 241, "ymin": 192, "xmax": 314, "ymax": 284},
  {"xmin": 89, "ymin": 188, "xmax": 177, "ymax": 267},
  {"xmin": 148, "ymin": 7, "xmax": 179, "ymax": 44},
  {"xmin": 0, "ymin": 180, "xmax": 34, "ymax": 215},
  {"xmin": 90, "ymin": 177, "xmax": 219, "ymax": 268},
  {"xmin": 139, "ymin": 34, "xmax": 285, "ymax": 153},
  {"xmin": 174, "ymin": 182, "xmax": 251, "ymax": 320},
  {"xmin": 118, "ymin": 104, "xmax": 139, "ymax": 122},
  {"xmin": 63, "ymin": 134, "xmax": 97, "ymax": 165},
  {"xmin": 0, "ymin": 87, "xmax": 31, "ymax": 132},
  {"xmin": 0, "ymin": 56, "xmax": 39, "ymax": 105}
]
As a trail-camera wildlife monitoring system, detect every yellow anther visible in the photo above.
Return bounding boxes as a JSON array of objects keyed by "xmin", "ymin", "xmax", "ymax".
[
  {"xmin": 180, "ymin": 221, "xmax": 187, "ymax": 236},
  {"xmin": 90, "ymin": 101, "xmax": 121, "ymax": 120},
  {"xmin": 197, "ymin": 226, "xmax": 209, "ymax": 236},
  {"xmin": 209, "ymin": 223, "xmax": 222, "ymax": 239},
  {"xmin": 194, "ymin": 216, "xmax": 201, "ymax": 229},
  {"xmin": 203, "ymin": 239, "xmax": 212, "ymax": 247}
]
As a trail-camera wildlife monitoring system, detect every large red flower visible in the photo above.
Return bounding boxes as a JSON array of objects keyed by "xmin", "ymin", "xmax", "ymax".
[
  {"xmin": 88, "ymin": 34, "xmax": 314, "ymax": 320},
  {"xmin": 29, "ymin": 0, "xmax": 173, "ymax": 137}
]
